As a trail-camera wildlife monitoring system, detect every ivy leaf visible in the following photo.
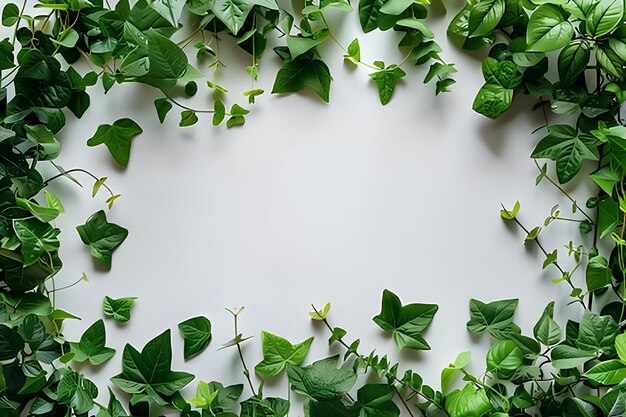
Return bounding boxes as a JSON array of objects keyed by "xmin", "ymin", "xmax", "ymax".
[
  {"xmin": 255, "ymin": 332, "xmax": 314, "ymax": 377},
  {"xmin": 2, "ymin": 3, "xmax": 19, "ymax": 26},
  {"xmin": 358, "ymin": 0, "xmax": 384, "ymax": 32},
  {"xmin": 111, "ymin": 329, "xmax": 194, "ymax": 397},
  {"xmin": 76, "ymin": 210, "xmax": 128, "ymax": 269},
  {"xmin": 272, "ymin": 53, "xmax": 332, "ymax": 103},
  {"xmin": 373, "ymin": 289, "xmax": 438, "ymax": 351},
  {"xmin": 590, "ymin": 166, "xmax": 620, "ymax": 196},
  {"xmin": 369, "ymin": 66, "xmax": 406, "ymax": 105},
  {"xmin": 189, "ymin": 381, "xmax": 243, "ymax": 412},
  {"xmin": 103, "ymin": 296, "xmax": 136, "ymax": 323},
  {"xmin": 69, "ymin": 319, "xmax": 116, "ymax": 366},
  {"xmin": 526, "ymin": 5, "xmax": 574, "ymax": 52},
  {"xmin": 344, "ymin": 39, "xmax": 360, "ymax": 64},
  {"xmin": 598, "ymin": 198, "xmax": 619, "ymax": 239},
  {"xmin": 179, "ymin": 110, "xmax": 198, "ymax": 127},
  {"xmin": 287, "ymin": 356, "xmax": 357, "ymax": 400},
  {"xmin": 531, "ymin": 125, "xmax": 599, "ymax": 184},
  {"xmin": 467, "ymin": 298, "xmax": 518, "ymax": 337},
  {"xmin": 533, "ymin": 302, "xmax": 561, "ymax": 346},
  {"xmin": 87, "ymin": 119, "xmax": 143, "ymax": 166},
  {"xmin": 13, "ymin": 218, "xmax": 60, "ymax": 266},
  {"xmin": 356, "ymin": 384, "xmax": 400, "ymax": 417},
  {"xmin": 178, "ymin": 316, "xmax": 212, "ymax": 360},
  {"xmin": 551, "ymin": 344, "xmax": 596, "ymax": 369}
]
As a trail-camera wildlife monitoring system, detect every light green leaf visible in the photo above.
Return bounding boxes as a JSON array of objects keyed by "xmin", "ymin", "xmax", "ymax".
[
  {"xmin": 103, "ymin": 296, "xmax": 136, "ymax": 323},
  {"xmin": 255, "ymin": 332, "xmax": 314, "ymax": 377}
]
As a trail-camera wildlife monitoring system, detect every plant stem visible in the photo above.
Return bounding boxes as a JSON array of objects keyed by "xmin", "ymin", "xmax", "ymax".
[{"xmin": 227, "ymin": 308, "xmax": 257, "ymax": 397}]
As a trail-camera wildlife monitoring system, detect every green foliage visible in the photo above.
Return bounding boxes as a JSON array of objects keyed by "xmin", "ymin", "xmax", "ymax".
[
  {"xmin": 76, "ymin": 211, "xmax": 129, "ymax": 269},
  {"xmin": 69, "ymin": 319, "xmax": 116, "ymax": 366},
  {"xmin": 255, "ymin": 331, "xmax": 314, "ymax": 377}
]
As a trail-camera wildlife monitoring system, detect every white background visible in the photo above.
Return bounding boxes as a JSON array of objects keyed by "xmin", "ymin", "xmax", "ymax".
[{"xmin": 32, "ymin": 2, "xmax": 595, "ymax": 412}]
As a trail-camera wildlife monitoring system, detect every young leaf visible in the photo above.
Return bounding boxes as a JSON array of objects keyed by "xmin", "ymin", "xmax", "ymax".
[
  {"xmin": 178, "ymin": 316, "xmax": 212, "ymax": 360},
  {"xmin": 255, "ymin": 332, "xmax": 314, "ymax": 377},
  {"xmin": 373, "ymin": 289, "xmax": 438, "ymax": 351},
  {"xmin": 76, "ymin": 210, "xmax": 128, "ymax": 269},
  {"xmin": 86, "ymin": 119, "xmax": 143, "ymax": 166},
  {"xmin": 154, "ymin": 98, "xmax": 172, "ymax": 123},
  {"xmin": 69, "ymin": 319, "xmax": 116, "ymax": 366},
  {"xmin": 309, "ymin": 303, "xmax": 331, "ymax": 320},
  {"xmin": 103, "ymin": 296, "xmax": 136, "ymax": 323}
]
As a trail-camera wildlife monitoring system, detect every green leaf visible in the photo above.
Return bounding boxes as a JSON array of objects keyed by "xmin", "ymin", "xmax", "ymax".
[
  {"xmin": 310, "ymin": 303, "xmax": 331, "ymax": 320},
  {"xmin": 147, "ymin": 0, "xmax": 185, "ymax": 26},
  {"xmin": 558, "ymin": 41, "xmax": 590, "ymax": 86},
  {"xmin": 287, "ymin": 30, "xmax": 330, "ymax": 59},
  {"xmin": 586, "ymin": 360, "xmax": 626, "ymax": 385},
  {"xmin": 533, "ymin": 302, "xmax": 561, "ymax": 346},
  {"xmin": 359, "ymin": 0, "xmax": 384, "ymax": 32},
  {"xmin": 272, "ymin": 53, "xmax": 332, "ymax": 103},
  {"xmin": 481, "ymin": 57, "xmax": 522, "ymax": 88},
  {"xmin": 143, "ymin": 31, "xmax": 189, "ymax": 82},
  {"xmin": 212, "ymin": 0, "xmax": 254, "ymax": 34},
  {"xmin": 213, "ymin": 99, "xmax": 226, "ymax": 126},
  {"xmin": 356, "ymin": 384, "xmax": 400, "ymax": 417},
  {"xmin": 154, "ymin": 98, "xmax": 172, "ymax": 123},
  {"xmin": 76, "ymin": 210, "xmax": 129, "ymax": 269},
  {"xmin": 344, "ymin": 39, "xmax": 360, "ymax": 64},
  {"xmin": 111, "ymin": 329, "xmax": 194, "ymax": 397},
  {"xmin": 178, "ymin": 316, "xmax": 212, "ymax": 360},
  {"xmin": 189, "ymin": 381, "xmax": 243, "ymax": 412},
  {"xmin": 591, "ymin": 166, "xmax": 620, "ymax": 195},
  {"xmin": 179, "ymin": 110, "xmax": 198, "ymax": 127},
  {"xmin": 103, "ymin": 296, "xmax": 136, "ymax": 323},
  {"xmin": 2, "ymin": 3, "xmax": 19, "ymax": 26},
  {"xmin": 531, "ymin": 125, "xmax": 598, "ymax": 184},
  {"xmin": 472, "ymin": 83, "xmax": 513, "ymax": 119},
  {"xmin": 86, "ymin": 119, "xmax": 143, "ymax": 166},
  {"xmin": 287, "ymin": 356, "xmax": 357, "ymax": 400},
  {"xmin": 598, "ymin": 198, "xmax": 620, "ymax": 239},
  {"xmin": 57, "ymin": 370, "xmax": 98, "ymax": 414},
  {"xmin": 16, "ymin": 196, "xmax": 61, "ymax": 223},
  {"xmin": 526, "ymin": 5, "xmax": 574, "ymax": 52},
  {"xmin": 467, "ymin": 298, "xmax": 518, "ymax": 337},
  {"xmin": 551, "ymin": 345, "xmax": 596, "ymax": 369},
  {"xmin": 444, "ymin": 384, "xmax": 492, "ymax": 417},
  {"xmin": 69, "ymin": 319, "xmax": 116, "ymax": 366},
  {"xmin": 0, "ymin": 325, "xmax": 24, "ymax": 360},
  {"xmin": 24, "ymin": 125, "xmax": 60, "ymax": 160},
  {"xmin": 369, "ymin": 66, "xmax": 406, "ymax": 105},
  {"xmin": 13, "ymin": 219, "xmax": 60, "ymax": 266},
  {"xmin": 587, "ymin": 0, "xmax": 623, "ymax": 38},
  {"xmin": 373, "ymin": 289, "xmax": 438, "ymax": 351},
  {"xmin": 586, "ymin": 256, "xmax": 612, "ymax": 292},
  {"xmin": 467, "ymin": 0, "xmax": 505, "ymax": 37},
  {"xmin": 255, "ymin": 332, "xmax": 314, "ymax": 377},
  {"xmin": 424, "ymin": 63, "xmax": 457, "ymax": 84},
  {"xmin": 486, "ymin": 340, "xmax": 523, "ymax": 375},
  {"xmin": 576, "ymin": 311, "xmax": 619, "ymax": 356}
]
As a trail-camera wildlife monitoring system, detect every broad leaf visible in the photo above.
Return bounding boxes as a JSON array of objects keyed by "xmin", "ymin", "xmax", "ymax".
[
  {"xmin": 287, "ymin": 356, "xmax": 357, "ymax": 400},
  {"xmin": 255, "ymin": 332, "xmax": 313, "ymax": 377},
  {"xmin": 69, "ymin": 319, "xmax": 116, "ymax": 366},
  {"xmin": 526, "ymin": 5, "xmax": 574, "ymax": 52},
  {"xmin": 178, "ymin": 316, "xmax": 212, "ymax": 360},
  {"xmin": 103, "ymin": 296, "xmax": 136, "ymax": 323},
  {"xmin": 272, "ymin": 53, "xmax": 332, "ymax": 103},
  {"xmin": 76, "ymin": 210, "xmax": 128, "ymax": 269}
]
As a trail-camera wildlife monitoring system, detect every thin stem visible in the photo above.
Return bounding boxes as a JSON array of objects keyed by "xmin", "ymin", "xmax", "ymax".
[
  {"xmin": 534, "ymin": 160, "xmax": 594, "ymax": 224},
  {"xmin": 43, "ymin": 168, "xmax": 115, "ymax": 197},
  {"xmin": 227, "ymin": 308, "xmax": 257, "ymax": 397},
  {"xmin": 163, "ymin": 93, "xmax": 216, "ymax": 114}
]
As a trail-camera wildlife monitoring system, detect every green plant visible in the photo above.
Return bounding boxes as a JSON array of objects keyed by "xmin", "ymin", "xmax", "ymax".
[{"xmin": 4, "ymin": 0, "xmax": 626, "ymax": 416}]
